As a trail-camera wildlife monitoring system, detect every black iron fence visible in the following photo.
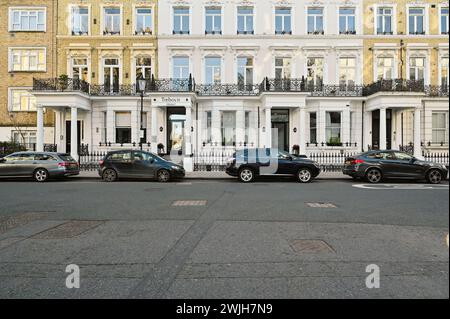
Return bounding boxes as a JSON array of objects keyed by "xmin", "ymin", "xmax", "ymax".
[
  {"xmin": 79, "ymin": 151, "xmax": 107, "ymax": 171},
  {"xmin": 194, "ymin": 148, "xmax": 236, "ymax": 172}
]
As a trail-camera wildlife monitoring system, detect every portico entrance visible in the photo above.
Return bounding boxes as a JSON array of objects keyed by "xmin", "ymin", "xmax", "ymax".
[
  {"xmin": 372, "ymin": 109, "xmax": 392, "ymax": 150},
  {"xmin": 167, "ymin": 107, "xmax": 186, "ymax": 154},
  {"xmin": 271, "ymin": 109, "xmax": 290, "ymax": 152}
]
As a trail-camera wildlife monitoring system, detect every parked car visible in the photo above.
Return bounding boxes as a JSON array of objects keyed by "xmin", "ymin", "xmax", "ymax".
[
  {"xmin": 98, "ymin": 150, "xmax": 185, "ymax": 182},
  {"xmin": 343, "ymin": 150, "xmax": 448, "ymax": 184},
  {"xmin": 0, "ymin": 152, "xmax": 79, "ymax": 182},
  {"xmin": 226, "ymin": 148, "xmax": 321, "ymax": 183}
]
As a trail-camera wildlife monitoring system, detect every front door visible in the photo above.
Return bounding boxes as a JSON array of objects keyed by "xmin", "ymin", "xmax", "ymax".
[
  {"xmin": 66, "ymin": 121, "xmax": 81, "ymax": 154},
  {"xmin": 271, "ymin": 110, "xmax": 290, "ymax": 152},
  {"xmin": 371, "ymin": 110, "xmax": 392, "ymax": 150},
  {"xmin": 167, "ymin": 108, "xmax": 186, "ymax": 155}
]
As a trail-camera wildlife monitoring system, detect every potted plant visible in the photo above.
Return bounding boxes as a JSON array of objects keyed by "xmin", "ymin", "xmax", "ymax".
[
  {"xmin": 58, "ymin": 74, "xmax": 69, "ymax": 91},
  {"xmin": 292, "ymin": 144, "xmax": 300, "ymax": 155},
  {"xmin": 326, "ymin": 137, "xmax": 343, "ymax": 147}
]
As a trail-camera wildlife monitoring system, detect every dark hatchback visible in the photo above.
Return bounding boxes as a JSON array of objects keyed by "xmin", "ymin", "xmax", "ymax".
[
  {"xmin": 226, "ymin": 148, "xmax": 321, "ymax": 183},
  {"xmin": 343, "ymin": 150, "xmax": 448, "ymax": 184},
  {"xmin": 98, "ymin": 150, "xmax": 185, "ymax": 182}
]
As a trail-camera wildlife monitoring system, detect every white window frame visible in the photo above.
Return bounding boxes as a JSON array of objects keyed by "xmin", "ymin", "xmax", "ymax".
[
  {"xmin": 407, "ymin": 55, "xmax": 428, "ymax": 84},
  {"xmin": 439, "ymin": 5, "xmax": 449, "ymax": 35},
  {"xmin": 338, "ymin": 57, "xmax": 357, "ymax": 86},
  {"xmin": 8, "ymin": 47, "xmax": 47, "ymax": 72},
  {"xmin": 11, "ymin": 130, "xmax": 37, "ymax": 146},
  {"xmin": 374, "ymin": 5, "xmax": 396, "ymax": 35},
  {"xmin": 274, "ymin": 7, "xmax": 292, "ymax": 34},
  {"xmin": 325, "ymin": 111, "xmax": 343, "ymax": 145},
  {"xmin": 101, "ymin": 6, "xmax": 122, "ymax": 36},
  {"xmin": 172, "ymin": 56, "xmax": 191, "ymax": 79},
  {"xmin": 236, "ymin": 56, "xmax": 254, "ymax": 86},
  {"xmin": 236, "ymin": 6, "xmax": 254, "ymax": 34},
  {"xmin": 100, "ymin": 57, "xmax": 122, "ymax": 90},
  {"xmin": 439, "ymin": 55, "xmax": 449, "ymax": 86},
  {"xmin": 70, "ymin": 57, "xmax": 90, "ymax": 82},
  {"xmin": 134, "ymin": 56, "xmax": 153, "ymax": 83},
  {"xmin": 338, "ymin": 7, "xmax": 356, "ymax": 34},
  {"xmin": 307, "ymin": 7, "xmax": 325, "ymax": 34},
  {"xmin": 134, "ymin": 6, "xmax": 154, "ymax": 35},
  {"xmin": 274, "ymin": 57, "xmax": 292, "ymax": 79},
  {"xmin": 306, "ymin": 56, "xmax": 325, "ymax": 86},
  {"xmin": 172, "ymin": 6, "xmax": 191, "ymax": 34},
  {"xmin": 204, "ymin": 56, "xmax": 223, "ymax": 85},
  {"xmin": 205, "ymin": 7, "xmax": 222, "ymax": 35},
  {"xmin": 70, "ymin": 5, "xmax": 90, "ymax": 35},
  {"xmin": 8, "ymin": 87, "xmax": 37, "ymax": 112},
  {"xmin": 432, "ymin": 112, "xmax": 449, "ymax": 144},
  {"xmin": 8, "ymin": 7, "xmax": 46, "ymax": 32},
  {"xmin": 406, "ymin": 5, "xmax": 428, "ymax": 35},
  {"xmin": 373, "ymin": 50, "xmax": 398, "ymax": 82}
]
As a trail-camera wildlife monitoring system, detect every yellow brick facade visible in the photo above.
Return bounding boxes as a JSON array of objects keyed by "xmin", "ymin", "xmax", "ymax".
[
  {"xmin": 363, "ymin": 0, "xmax": 449, "ymax": 85},
  {"xmin": 56, "ymin": 0, "xmax": 158, "ymax": 86},
  {"xmin": 0, "ymin": 0, "xmax": 56, "ymax": 130}
]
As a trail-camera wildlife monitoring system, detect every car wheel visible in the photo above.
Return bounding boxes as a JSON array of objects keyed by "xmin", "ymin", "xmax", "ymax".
[
  {"xmin": 34, "ymin": 168, "xmax": 49, "ymax": 183},
  {"xmin": 426, "ymin": 169, "xmax": 442, "ymax": 184},
  {"xmin": 366, "ymin": 168, "xmax": 382, "ymax": 184},
  {"xmin": 102, "ymin": 169, "xmax": 117, "ymax": 182},
  {"xmin": 157, "ymin": 169, "xmax": 171, "ymax": 183},
  {"xmin": 297, "ymin": 168, "xmax": 312, "ymax": 183},
  {"xmin": 238, "ymin": 167, "xmax": 255, "ymax": 183}
]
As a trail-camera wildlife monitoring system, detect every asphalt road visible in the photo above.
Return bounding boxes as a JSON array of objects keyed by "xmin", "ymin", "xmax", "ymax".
[{"xmin": 0, "ymin": 177, "xmax": 448, "ymax": 299}]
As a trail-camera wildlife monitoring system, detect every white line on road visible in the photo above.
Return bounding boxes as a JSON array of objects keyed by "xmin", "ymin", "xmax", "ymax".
[{"xmin": 352, "ymin": 184, "xmax": 449, "ymax": 190}]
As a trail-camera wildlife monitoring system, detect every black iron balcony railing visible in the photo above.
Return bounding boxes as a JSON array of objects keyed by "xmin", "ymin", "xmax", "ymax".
[
  {"xmin": 33, "ymin": 78, "xmax": 90, "ymax": 94},
  {"xmin": 196, "ymin": 84, "xmax": 261, "ymax": 96},
  {"xmin": 425, "ymin": 85, "xmax": 449, "ymax": 97},
  {"xmin": 363, "ymin": 79, "xmax": 425, "ymax": 96},
  {"xmin": 33, "ymin": 77, "xmax": 449, "ymax": 99}
]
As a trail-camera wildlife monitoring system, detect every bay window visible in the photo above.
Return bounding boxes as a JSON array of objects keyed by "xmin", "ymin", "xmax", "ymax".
[
  {"xmin": 326, "ymin": 112, "xmax": 342, "ymax": 145},
  {"xmin": 221, "ymin": 111, "xmax": 236, "ymax": 147},
  {"xmin": 115, "ymin": 112, "xmax": 132, "ymax": 144},
  {"xmin": 432, "ymin": 113, "xmax": 449, "ymax": 144}
]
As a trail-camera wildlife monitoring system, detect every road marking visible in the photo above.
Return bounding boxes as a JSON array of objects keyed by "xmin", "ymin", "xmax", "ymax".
[
  {"xmin": 352, "ymin": 184, "xmax": 449, "ymax": 190},
  {"xmin": 172, "ymin": 200, "xmax": 207, "ymax": 207},
  {"xmin": 306, "ymin": 202, "xmax": 337, "ymax": 208}
]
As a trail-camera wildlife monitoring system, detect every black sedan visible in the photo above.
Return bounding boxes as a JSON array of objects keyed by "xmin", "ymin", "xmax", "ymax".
[
  {"xmin": 98, "ymin": 150, "xmax": 185, "ymax": 182},
  {"xmin": 226, "ymin": 148, "xmax": 321, "ymax": 183},
  {"xmin": 343, "ymin": 150, "xmax": 448, "ymax": 184}
]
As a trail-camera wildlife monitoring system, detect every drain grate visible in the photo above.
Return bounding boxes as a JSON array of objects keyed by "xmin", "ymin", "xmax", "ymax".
[
  {"xmin": 32, "ymin": 220, "xmax": 103, "ymax": 239},
  {"xmin": 172, "ymin": 200, "xmax": 207, "ymax": 207},
  {"xmin": 0, "ymin": 212, "xmax": 49, "ymax": 234},
  {"xmin": 306, "ymin": 202, "xmax": 337, "ymax": 208},
  {"xmin": 290, "ymin": 239, "xmax": 335, "ymax": 253}
]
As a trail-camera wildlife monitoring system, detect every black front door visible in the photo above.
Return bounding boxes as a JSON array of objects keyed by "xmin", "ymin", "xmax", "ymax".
[
  {"xmin": 66, "ymin": 121, "xmax": 81, "ymax": 153},
  {"xmin": 271, "ymin": 110, "xmax": 289, "ymax": 152},
  {"xmin": 371, "ymin": 110, "xmax": 392, "ymax": 150}
]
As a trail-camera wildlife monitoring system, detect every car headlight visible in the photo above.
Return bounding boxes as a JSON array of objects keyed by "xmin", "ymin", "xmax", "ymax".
[
  {"xmin": 227, "ymin": 157, "xmax": 235, "ymax": 164},
  {"xmin": 171, "ymin": 165, "xmax": 182, "ymax": 170}
]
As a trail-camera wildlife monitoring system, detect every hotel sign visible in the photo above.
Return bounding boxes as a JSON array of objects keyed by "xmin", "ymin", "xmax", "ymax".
[{"xmin": 152, "ymin": 96, "xmax": 192, "ymax": 107}]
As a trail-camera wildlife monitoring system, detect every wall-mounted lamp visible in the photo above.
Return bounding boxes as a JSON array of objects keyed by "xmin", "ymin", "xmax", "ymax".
[
  {"xmin": 93, "ymin": 19, "xmax": 97, "ymax": 25},
  {"xmin": 92, "ymin": 72, "xmax": 95, "ymax": 78},
  {"xmin": 159, "ymin": 127, "xmax": 164, "ymax": 132},
  {"xmin": 293, "ymin": 128, "xmax": 297, "ymax": 133}
]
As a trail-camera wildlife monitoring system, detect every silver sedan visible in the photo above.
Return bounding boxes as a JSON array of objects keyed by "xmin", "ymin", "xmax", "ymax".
[{"xmin": 0, "ymin": 152, "xmax": 80, "ymax": 182}]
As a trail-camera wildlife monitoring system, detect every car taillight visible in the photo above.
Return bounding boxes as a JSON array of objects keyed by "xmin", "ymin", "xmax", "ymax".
[
  {"xmin": 99, "ymin": 160, "xmax": 104, "ymax": 167},
  {"xmin": 58, "ymin": 162, "xmax": 70, "ymax": 167},
  {"xmin": 352, "ymin": 159, "xmax": 365, "ymax": 165}
]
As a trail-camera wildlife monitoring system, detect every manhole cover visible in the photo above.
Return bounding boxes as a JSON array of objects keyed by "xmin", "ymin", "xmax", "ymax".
[
  {"xmin": 172, "ymin": 200, "xmax": 207, "ymax": 207},
  {"xmin": 32, "ymin": 220, "xmax": 103, "ymax": 239},
  {"xmin": 306, "ymin": 202, "xmax": 337, "ymax": 208},
  {"xmin": 0, "ymin": 212, "xmax": 49, "ymax": 234},
  {"xmin": 290, "ymin": 239, "xmax": 335, "ymax": 253}
]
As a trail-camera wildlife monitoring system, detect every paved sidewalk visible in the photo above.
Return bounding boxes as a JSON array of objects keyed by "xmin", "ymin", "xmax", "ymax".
[{"xmin": 77, "ymin": 170, "xmax": 351, "ymax": 180}]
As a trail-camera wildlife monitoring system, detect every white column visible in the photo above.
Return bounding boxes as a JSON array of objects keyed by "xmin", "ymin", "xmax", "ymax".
[
  {"xmin": 414, "ymin": 108, "xmax": 422, "ymax": 158},
  {"xmin": 131, "ymin": 109, "xmax": 139, "ymax": 145},
  {"xmin": 236, "ymin": 110, "xmax": 245, "ymax": 149},
  {"xmin": 363, "ymin": 111, "xmax": 372, "ymax": 151},
  {"xmin": 70, "ymin": 107, "xmax": 78, "ymax": 160},
  {"xmin": 36, "ymin": 105, "xmax": 44, "ymax": 152},
  {"xmin": 379, "ymin": 107, "xmax": 387, "ymax": 150},
  {"xmin": 211, "ymin": 109, "xmax": 221, "ymax": 146},
  {"xmin": 265, "ymin": 107, "xmax": 272, "ymax": 148},
  {"xmin": 299, "ymin": 107, "xmax": 306, "ymax": 155},
  {"xmin": 184, "ymin": 106, "xmax": 193, "ymax": 172},
  {"xmin": 106, "ymin": 109, "xmax": 114, "ymax": 144},
  {"xmin": 343, "ymin": 107, "xmax": 351, "ymax": 146},
  {"xmin": 54, "ymin": 110, "xmax": 62, "ymax": 152},
  {"xmin": 151, "ymin": 106, "xmax": 158, "ymax": 153}
]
